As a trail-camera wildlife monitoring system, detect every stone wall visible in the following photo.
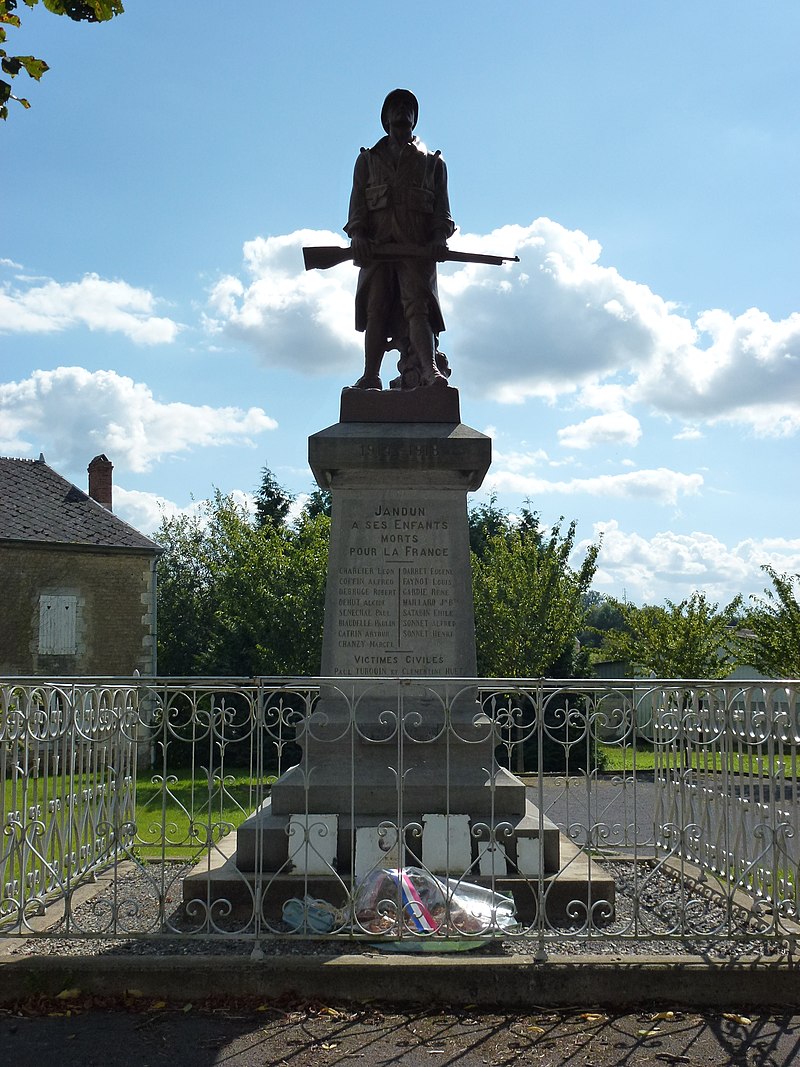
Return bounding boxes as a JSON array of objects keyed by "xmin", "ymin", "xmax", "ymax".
[{"xmin": 0, "ymin": 544, "xmax": 156, "ymax": 676}]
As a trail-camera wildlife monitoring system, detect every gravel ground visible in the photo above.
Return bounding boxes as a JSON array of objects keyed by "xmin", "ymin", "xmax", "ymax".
[{"xmin": 3, "ymin": 857, "xmax": 794, "ymax": 961}]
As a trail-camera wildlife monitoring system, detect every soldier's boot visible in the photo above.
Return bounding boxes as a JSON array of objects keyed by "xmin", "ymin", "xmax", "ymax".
[
  {"xmin": 352, "ymin": 335, "xmax": 385, "ymax": 389},
  {"xmin": 409, "ymin": 318, "xmax": 448, "ymax": 388}
]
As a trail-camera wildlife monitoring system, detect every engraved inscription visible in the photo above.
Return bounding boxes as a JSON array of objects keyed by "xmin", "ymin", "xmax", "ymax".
[
  {"xmin": 359, "ymin": 442, "xmax": 440, "ymax": 465},
  {"xmin": 332, "ymin": 499, "xmax": 460, "ymax": 676}
]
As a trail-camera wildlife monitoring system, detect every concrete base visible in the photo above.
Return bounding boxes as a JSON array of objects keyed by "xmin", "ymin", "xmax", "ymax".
[
  {"xmin": 236, "ymin": 793, "xmax": 560, "ymax": 874},
  {"xmin": 183, "ymin": 784, "xmax": 611, "ymax": 927},
  {"xmin": 340, "ymin": 385, "xmax": 462, "ymax": 423},
  {"xmin": 269, "ymin": 761, "xmax": 528, "ymax": 818},
  {"xmin": 182, "ymin": 831, "xmax": 612, "ymax": 926},
  {"xmin": 6, "ymin": 953, "xmax": 800, "ymax": 1011}
]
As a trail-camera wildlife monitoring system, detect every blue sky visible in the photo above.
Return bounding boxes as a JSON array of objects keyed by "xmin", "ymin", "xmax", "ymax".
[{"xmin": 2, "ymin": 1, "xmax": 799, "ymax": 606}]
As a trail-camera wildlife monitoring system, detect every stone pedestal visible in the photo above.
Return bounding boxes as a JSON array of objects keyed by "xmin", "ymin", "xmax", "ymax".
[
  {"xmin": 268, "ymin": 412, "xmax": 506, "ymax": 814},
  {"xmin": 235, "ymin": 387, "xmax": 557, "ymax": 881},
  {"xmin": 311, "ymin": 419, "xmax": 488, "ymax": 680},
  {"xmin": 180, "ymin": 387, "xmax": 595, "ymax": 923}
]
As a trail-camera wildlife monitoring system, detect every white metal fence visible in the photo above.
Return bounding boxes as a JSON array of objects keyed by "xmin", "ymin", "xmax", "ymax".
[
  {"xmin": 1, "ymin": 677, "xmax": 798, "ymax": 958},
  {"xmin": 0, "ymin": 682, "xmax": 137, "ymax": 920}
]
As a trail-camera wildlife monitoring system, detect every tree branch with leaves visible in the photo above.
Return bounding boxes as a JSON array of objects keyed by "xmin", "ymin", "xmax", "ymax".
[
  {"xmin": 471, "ymin": 506, "xmax": 600, "ymax": 677},
  {"xmin": 744, "ymin": 566, "xmax": 800, "ymax": 677},
  {"xmin": 599, "ymin": 592, "xmax": 744, "ymax": 679},
  {"xmin": 1, "ymin": 0, "xmax": 123, "ymax": 120}
]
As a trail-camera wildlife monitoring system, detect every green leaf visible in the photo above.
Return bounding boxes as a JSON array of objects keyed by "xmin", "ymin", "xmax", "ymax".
[
  {"xmin": 42, "ymin": 0, "xmax": 123, "ymax": 21},
  {"xmin": 0, "ymin": 76, "xmax": 10, "ymax": 103},
  {"xmin": 90, "ymin": 0, "xmax": 124, "ymax": 19},
  {"xmin": 43, "ymin": 0, "xmax": 83, "ymax": 17},
  {"xmin": 18, "ymin": 53, "xmax": 48, "ymax": 78},
  {"xmin": 0, "ymin": 13, "xmax": 22, "ymax": 26},
  {"xmin": 2, "ymin": 54, "xmax": 20, "ymax": 74}
]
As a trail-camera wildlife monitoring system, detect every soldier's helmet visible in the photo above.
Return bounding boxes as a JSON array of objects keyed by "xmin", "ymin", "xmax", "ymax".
[{"xmin": 381, "ymin": 89, "xmax": 419, "ymax": 133}]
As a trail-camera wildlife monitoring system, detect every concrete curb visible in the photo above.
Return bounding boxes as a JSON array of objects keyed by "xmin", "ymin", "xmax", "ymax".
[{"xmin": 2, "ymin": 953, "xmax": 800, "ymax": 1010}]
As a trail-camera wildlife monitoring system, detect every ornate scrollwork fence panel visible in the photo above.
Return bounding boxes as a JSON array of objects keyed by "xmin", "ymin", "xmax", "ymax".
[
  {"xmin": 0, "ymin": 681, "xmax": 137, "ymax": 930},
  {"xmin": 1, "ymin": 676, "xmax": 798, "ymax": 955},
  {"xmin": 653, "ymin": 683, "xmax": 800, "ymax": 925}
]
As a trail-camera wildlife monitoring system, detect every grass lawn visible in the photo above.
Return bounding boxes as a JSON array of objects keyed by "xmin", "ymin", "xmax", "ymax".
[
  {"xmin": 1, "ymin": 768, "xmax": 275, "ymax": 876},
  {"xmin": 5, "ymin": 747, "xmax": 797, "ymax": 877},
  {"xmin": 133, "ymin": 768, "xmax": 276, "ymax": 861},
  {"xmin": 597, "ymin": 742, "xmax": 798, "ymax": 778}
]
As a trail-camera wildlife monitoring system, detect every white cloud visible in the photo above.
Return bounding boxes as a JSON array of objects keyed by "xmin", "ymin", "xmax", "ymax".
[
  {"xmin": 0, "ymin": 367, "xmax": 277, "ymax": 473},
  {"xmin": 288, "ymin": 493, "xmax": 311, "ymax": 525},
  {"xmin": 0, "ymin": 273, "xmax": 180, "ymax": 344},
  {"xmin": 205, "ymin": 229, "xmax": 360, "ymax": 375},
  {"xmin": 485, "ymin": 452, "xmax": 702, "ymax": 506},
  {"xmin": 439, "ymin": 220, "xmax": 694, "ymax": 405},
  {"xmin": 558, "ymin": 412, "xmax": 642, "ymax": 450},
  {"xmin": 583, "ymin": 520, "xmax": 800, "ymax": 605},
  {"xmin": 0, "ymin": 273, "xmax": 181, "ymax": 343},
  {"xmin": 634, "ymin": 306, "xmax": 800, "ymax": 435},
  {"xmin": 501, "ymin": 468, "xmax": 702, "ymax": 505},
  {"xmin": 113, "ymin": 487, "xmax": 190, "ymax": 533},
  {"xmin": 115, "ymin": 487, "xmax": 258, "ymax": 534},
  {"xmin": 574, "ymin": 381, "xmax": 631, "ymax": 415},
  {"xmin": 492, "ymin": 445, "xmax": 552, "ymax": 472},
  {"xmin": 208, "ymin": 221, "xmax": 800, "ymax": 437}
]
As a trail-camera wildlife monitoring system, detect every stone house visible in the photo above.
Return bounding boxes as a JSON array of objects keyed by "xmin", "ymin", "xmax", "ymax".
[{"xmin": 0, "ymin": 454, "xmax": 161, "ymax": 677}]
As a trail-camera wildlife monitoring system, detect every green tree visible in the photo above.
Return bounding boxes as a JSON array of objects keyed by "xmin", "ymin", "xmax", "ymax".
[
  {"xmin": 208, "ymin": 500, "xmax": 329, "ymax": 676},
  {"xmin": 153, "ymin": 506, "xmax": 216, "ymax": 676},
  {"xmin": 468, "ymin": 493, "xmax": 510, "ymax": 558},
  {"xmin": 1, "ymin": 0, "xmax": 123, "ymax": 120},
  {"xmin": 579, "ymin": 592, "xmax": 627, "ymax": 653},
  {"xmin": 154, "ymin": 488, "xmax": 329, "ymax": 677},
  {"xmin": 745, "ymin": 566, "xmax": 800, "ymax": 677},
  {"xmin": 599, "ymin": 592, "xmax": 744, "ymax": 678},
  {"xmin": 471, "ymin": 508, "xmax": 601, "ymax": 773},
  {"xmin": 471, "ymin": 510, "xmax": 599, "ymax": 677},
  {"xmin": 253, "ymin": 466, "xmax": 293, "ymax": 528},
  {"xmin": 303, "ymin": 487, "xmax": 332, "ymax": 519}
]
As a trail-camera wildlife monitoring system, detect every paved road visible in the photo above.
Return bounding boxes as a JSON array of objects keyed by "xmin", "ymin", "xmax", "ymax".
[
  {"xmin": 3, "ymin": 997, "xmax": 799, "ymax": 1066},
  {"xmin": 538, "ymin": 773, "xmax": 800, "ymax": 868},
  {"xmin": 535, "ymin": 774, "xmax": 660, "ymax": 853}
]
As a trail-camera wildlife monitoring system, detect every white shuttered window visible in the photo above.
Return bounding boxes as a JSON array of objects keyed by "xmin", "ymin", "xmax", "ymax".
[{"xmin": 38, "ymin": 594, "xmax": 78, "ymax": 655}]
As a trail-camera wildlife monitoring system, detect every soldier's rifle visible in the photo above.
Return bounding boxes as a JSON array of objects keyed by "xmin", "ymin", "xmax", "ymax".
[{"xmin": 303, "ymin": 243, "xmax": 520, "ymax": 272}]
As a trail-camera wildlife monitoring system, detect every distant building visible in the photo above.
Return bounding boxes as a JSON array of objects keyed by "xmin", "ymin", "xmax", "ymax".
[{"xmin": 0, "ymin": 454, "xmax": 161, "ymax": 677}]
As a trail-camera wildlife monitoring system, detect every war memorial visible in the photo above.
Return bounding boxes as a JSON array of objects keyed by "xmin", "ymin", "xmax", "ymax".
[
  {"xmin": 4, "ymin": 89, "xmax": 795, "ymax": 1012},
  {"xmin": 185, "ymin": 90, "xmax": 611, "ymax": 926}
]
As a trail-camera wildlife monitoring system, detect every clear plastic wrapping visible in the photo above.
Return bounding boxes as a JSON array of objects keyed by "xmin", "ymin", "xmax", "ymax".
[{"xmin": 353, "ymin": 866, "xmax": 518, "ymax": 939}]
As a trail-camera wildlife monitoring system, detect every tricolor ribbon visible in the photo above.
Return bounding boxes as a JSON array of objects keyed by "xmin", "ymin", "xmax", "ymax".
[{"xmin": 387, "ymin": 869, "xmax": 439, "ymax": 933}]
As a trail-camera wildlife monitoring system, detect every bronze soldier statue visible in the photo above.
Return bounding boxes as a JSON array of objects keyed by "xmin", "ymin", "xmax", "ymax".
[
  {"xmin": 302, "ymin": 92, "xmax": 517, "ymax": 390},
  {"xmin": 344, "ymin": 89, "xmax": 455, "ymax": 391}
]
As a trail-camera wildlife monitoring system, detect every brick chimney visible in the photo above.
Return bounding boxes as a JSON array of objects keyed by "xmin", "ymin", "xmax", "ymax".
[{"xmin": 88, "ymin": 454, "xmax": 113, "ymax": 510}]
